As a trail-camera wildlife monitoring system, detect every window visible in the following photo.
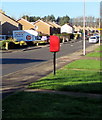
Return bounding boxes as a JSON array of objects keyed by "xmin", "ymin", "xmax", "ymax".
[{"xmin": 34, "ymin": 26, "xmax": 38, "ymax": 30}]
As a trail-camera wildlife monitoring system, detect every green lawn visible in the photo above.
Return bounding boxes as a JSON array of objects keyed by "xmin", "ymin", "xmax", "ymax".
[
  {"xmin": 86, "ymin": 45, "xmax": 102, "ymax": 57},
  {"xmin": 85, "ymin": 45, "xmax": 101, "ymax": 67},
  {"xmin": 95, "ymin": 45, "xmax": 102, "ymax": 51},
  {"xmin": 29, "ymin": 70, "xmax": 101, "ymax": 93},
  {"xmin": 86, "ymin": 52, "xmax": 101, "ymax": 57},
  {"xmin": 65, "ymin": 59, "xmax": 100, "ymax": 70},
  {"xmin": 29, "ymin": 59, "xmax": 101, "ymax": 93},
  {"xmin": 2, "ymin": 92, "xmax": 102, "ymax": 119}
]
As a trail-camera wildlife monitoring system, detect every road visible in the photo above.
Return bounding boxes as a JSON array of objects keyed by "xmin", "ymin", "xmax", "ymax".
[{"xmin": 2, "ymin": 40, "xmax": 91, "ymax": 76}]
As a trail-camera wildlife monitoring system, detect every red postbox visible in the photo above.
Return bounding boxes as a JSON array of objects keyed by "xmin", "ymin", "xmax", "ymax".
[
  {"xmin": 49, "ymin": 35, "xmax": 60, "ymax": 75},
  {"xmin": 50, "ymin": 35, "xmax": 60, "ymax": 52}
]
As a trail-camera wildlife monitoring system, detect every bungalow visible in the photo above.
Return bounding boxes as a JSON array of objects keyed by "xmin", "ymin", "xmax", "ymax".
[
  {"xmin": 0, "ymin": 10, "xmax": 20, "ymax": 36},
  {"xmin": 0, "ymin": 21, "xmax": 2, "ymax": 35},
  {"xmin": 61, "ymin": 23, "xmax": 74, "ymax": 34},
  {"xmin": 33, "ymin": 20, "xmax": 60, "ymax": 35},
  {"xmin": 73, "ymin": 25, "xmax": 83, "ymax": 33},
  {"xmin": 47, "ymin": 21, "xmax": 61, "ymax": 34},
  {"xmin": 17, "ymin": 18, "xmax": 35, "ymax": 30},
  {"xmin": 48, "ymin": 21, "xmax": 61, "ymax": 28}
]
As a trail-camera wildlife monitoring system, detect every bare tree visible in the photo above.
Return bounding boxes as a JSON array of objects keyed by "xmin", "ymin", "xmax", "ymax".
[{"xmin": 71, "ymin": 16, "xmax": 99, "ymax": 27}]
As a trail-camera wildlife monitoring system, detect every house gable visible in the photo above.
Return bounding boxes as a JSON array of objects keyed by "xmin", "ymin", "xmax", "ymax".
[
  {"xmin": 48, "ymin": 21, "xmax": 61, "ymax": 28},
  {"xmin": 17, "ymin": 18, "xmax": 35, "ymax": 30},
  {"xmin": 33, "ymin": 20, "xmax": 61, "ymax": 35},
  {"xmin": 61, "ymin": 24, "xmax": 73, "ymax": 33},
  {"xmin": 33, "ymin": 20, "xmax": 53, "ymax": 35},
  {"xmin": 0, "ymin": 11, "xmax": 19, "ymax": 35},
  {"xmin": 33, "ymin": 19, "xmax": 53, "ymax": 27}
]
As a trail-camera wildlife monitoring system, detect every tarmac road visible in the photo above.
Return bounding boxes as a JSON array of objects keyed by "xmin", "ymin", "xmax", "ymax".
[{"xmin": 2, "ymin": 40, "xmax": 91, "ymax": 76}]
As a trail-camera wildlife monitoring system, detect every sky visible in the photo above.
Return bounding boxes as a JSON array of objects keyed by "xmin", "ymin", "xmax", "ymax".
[{"xmin": 0, "ymin": 0, "xmax": 101, "ymax": 20}]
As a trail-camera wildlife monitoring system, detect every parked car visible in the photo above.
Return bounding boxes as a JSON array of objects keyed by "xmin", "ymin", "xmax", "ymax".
[
  {"xmin": 89, "ymin": 36, "xmax": 99, "ymax": 43},
  {"xmin": 85, "ymin": 35, "xmax": 89, "ymax": 40},
  {"xmin": 95, "ymin": 35, "xmax": 100, "ymax": 40},
  {"xmin": 0, "ymin": 35, "xmax": 6, "ymax": 41}
]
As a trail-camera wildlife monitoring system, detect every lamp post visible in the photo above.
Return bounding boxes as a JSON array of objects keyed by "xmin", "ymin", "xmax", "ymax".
[
  {"xmin": 99, "ymin": 2, "xmax": 101, "ymax": 46},
  {"xmin": 83, "ymin": 0, "xmax": 86, "ymax": 55},
  {"xmin": 99, "ymin": 17, "xmax": 101, "ymax": 46}
]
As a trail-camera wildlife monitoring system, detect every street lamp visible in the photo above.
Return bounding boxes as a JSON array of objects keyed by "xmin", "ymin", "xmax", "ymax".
[
  {"xmin": 99, "ymin": 2, "xmax": 101, "ymax": 46},
  {"xmin": 99, "ymin": 17, "xmax": 101, "ymax": 46},
  {"xmin": 83, "ymin": 0, "xmax": 86, "ymax": 55}
]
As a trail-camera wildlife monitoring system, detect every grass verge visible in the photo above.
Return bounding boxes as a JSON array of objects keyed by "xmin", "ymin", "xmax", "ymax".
[
  {"xmin": 29, "ymin": 45, "xmax": 101, "ymax": 93},
  {"xmin": 29, "ymin": 58, "xmax": 101, "ymax": 93},
  {"xmin": 86, "ymin": 52, "xmax": 101, "ymax": 57},
  {"xmin": 2, "ymin": 92, "xmax": 102, "ymax": 119}
]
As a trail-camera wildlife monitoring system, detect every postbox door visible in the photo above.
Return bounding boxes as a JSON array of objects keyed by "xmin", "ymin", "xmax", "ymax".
[{"xmin": 50, "ymin": 35, "xmax": 60, "ymax": 52}]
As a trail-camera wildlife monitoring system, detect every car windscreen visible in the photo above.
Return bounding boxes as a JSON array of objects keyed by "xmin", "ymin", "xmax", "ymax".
[
  {"xmin": 96, "ymin": 36, "xmax": 99, "ymax": 39},
  {"xmin": 90, "ymin": 37, "xmax": 96, "ymax": 39}
]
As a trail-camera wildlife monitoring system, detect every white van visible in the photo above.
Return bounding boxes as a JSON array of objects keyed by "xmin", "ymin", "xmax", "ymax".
[
  {"xmin": 13, "ymin": 30, "xmax": 38, "ymax": 41},
  {"xmin": 89, "ymin": 36, "xmax": 99, "ymax": 43}
]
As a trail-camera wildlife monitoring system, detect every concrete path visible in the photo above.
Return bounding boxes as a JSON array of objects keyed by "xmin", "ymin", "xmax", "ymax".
[{"xmin": 24, "ymin": 89, "xmax": 102, "ymax": 99}]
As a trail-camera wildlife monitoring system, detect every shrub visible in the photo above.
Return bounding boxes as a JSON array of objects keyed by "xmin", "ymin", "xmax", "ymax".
[
  {"xmin": 53, "ymin": 33, "xmax": 75, "ymax": 41},
  {"xmin": 0, "ymin": 40, "xmax": 11, "ymax": 50},
  {"xmin": 19, "ymin": 41, "xmax": 27, "ymax": 46},
  {"xmin": 8, "ymin": 42, "xmax": 15, "ymax": 49},
  {"xmin": 0, "ymin": 39, "xmax": 18, "ymax": 50}
]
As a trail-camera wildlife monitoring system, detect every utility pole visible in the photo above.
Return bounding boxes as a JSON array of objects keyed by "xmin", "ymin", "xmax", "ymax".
[{"xmin": 83, "ymin": 0, "xmax": 86, "ymax": 55}]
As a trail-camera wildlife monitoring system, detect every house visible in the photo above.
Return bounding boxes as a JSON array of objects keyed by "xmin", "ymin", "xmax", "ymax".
[
  {"xmin": 48, "ymin": 21, "xmax": 61, "ymax": 28},
  {"xmin": 0, "ymin": 21, "xmax": 2, "ymax": 35},
  {"xmin": 73, "ymin": 25, "xmax": 83, "ymax": 33},
  {"xmin": 61, "ymin": 23, "xmax": 74, "ymax": 34},
  {"xmin": 17, "ymin": 18, "xmax": 35, "ymax": 30},
  {"xmin": 47, "ymin": 21, "xmax": 61, "ymax": 34},
  {"xmin": 0, "ymin": 10, "xmax": 20, "ymax": 36},
  {"xmin": 33, "ymin": 20, "xmax": 60, "ymax": 35}
]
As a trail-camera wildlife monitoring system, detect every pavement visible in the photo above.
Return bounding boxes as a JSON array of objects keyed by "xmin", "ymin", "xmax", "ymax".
[
  {"xmin": 0, "ymin": 45, "xmax": 47, "ymax": 53},
  {"xmin": 1, "ymin": 43, "xmax": 100, "ymax": 98},
  {"xmin": 0, "ymin": 39, "xmax": 83, "ymax": 53}
]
